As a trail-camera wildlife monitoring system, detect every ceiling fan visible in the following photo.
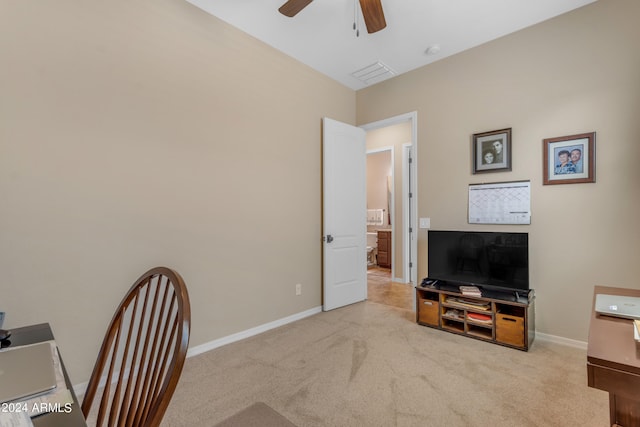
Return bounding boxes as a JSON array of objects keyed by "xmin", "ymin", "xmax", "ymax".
[{"xmin": 278, "ymin": 0, "xmax": 387, "ymax": 34}]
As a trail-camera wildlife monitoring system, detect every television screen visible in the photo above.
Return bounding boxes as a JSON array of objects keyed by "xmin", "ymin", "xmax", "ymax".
[{"xmin": 427, "ymin": 230, "xmax": 529, "ymax": 292}]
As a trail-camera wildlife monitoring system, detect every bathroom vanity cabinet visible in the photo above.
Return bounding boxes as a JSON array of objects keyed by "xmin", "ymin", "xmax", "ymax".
[{"xmin": 376, "ymin": 230, "xmax": 391, "ymax": 268}]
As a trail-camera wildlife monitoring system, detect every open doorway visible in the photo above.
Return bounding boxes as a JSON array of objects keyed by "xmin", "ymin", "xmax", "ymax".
[
  {"xmin": 361, "ymin": 112, "xmax": 418, "ymax": 311},
  {"xmin": 366, "ymin": 146, "xmax": 392, "ymax": 268}
]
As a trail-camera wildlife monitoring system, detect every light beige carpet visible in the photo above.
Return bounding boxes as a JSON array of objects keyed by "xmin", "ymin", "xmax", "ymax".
[
  {"xmin": 213, "ymin": 402, "xmax": 297, "ymax": 427},
  {"xmin": 163, "ymin": 301, "xmax": 609, "ymax": 427}
]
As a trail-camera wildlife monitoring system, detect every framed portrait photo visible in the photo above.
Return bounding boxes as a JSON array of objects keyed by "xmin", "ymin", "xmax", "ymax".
[
  {"xmin": 472, "ymin": 128, "xmax": 512, "ymax": 174},
  {"xmin": 543, "ymin": 132, "xmax": 595, "ymax": 185}
]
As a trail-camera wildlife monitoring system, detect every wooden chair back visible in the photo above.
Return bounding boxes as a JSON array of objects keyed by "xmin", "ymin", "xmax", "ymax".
[{"xmin": 81, "ymin": 267, "xmax": 191, "ymax": 427}]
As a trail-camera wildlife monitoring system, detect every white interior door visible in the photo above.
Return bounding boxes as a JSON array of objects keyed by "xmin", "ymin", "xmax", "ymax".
[{"xmin": 323, "ymin": 117, "xmax": 367, "ymax": 311}]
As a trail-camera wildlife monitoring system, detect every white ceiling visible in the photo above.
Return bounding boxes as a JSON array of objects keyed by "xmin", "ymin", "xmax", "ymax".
[{"xmin": 186, "ymin": 0, "xmax": 596, "ymax": 90}]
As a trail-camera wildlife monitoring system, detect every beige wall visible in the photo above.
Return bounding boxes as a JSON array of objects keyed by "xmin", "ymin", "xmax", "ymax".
[
  {"xmin": 366, "ymin": 122, "xmax": 412, "ymax": 281},
  {"xmin": 357, "ymin": 0, "xmax": 640, "ymax": 341},
  {"xmin": 0, "ymin": 0, "xmax": 354, "ymax": 384},
  {"xmin": 2, "ymin": 0, "xmax": 639, "ymax": 389}
]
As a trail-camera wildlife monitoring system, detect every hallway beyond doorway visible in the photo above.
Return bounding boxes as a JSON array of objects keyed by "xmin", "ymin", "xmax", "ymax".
[{"xmin": 367, "ymin": 267, "xmax": 413, "ymax": 311}]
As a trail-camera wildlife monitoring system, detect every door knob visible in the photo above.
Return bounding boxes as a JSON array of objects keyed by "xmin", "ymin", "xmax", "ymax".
[{"xmin": 325, "ymin": 235, "xmax": 334, "ymax": 243}]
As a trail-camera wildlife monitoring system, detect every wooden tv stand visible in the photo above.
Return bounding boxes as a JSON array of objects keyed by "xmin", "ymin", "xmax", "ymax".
[{"xmin": 416, "ymin": 285, "xmax": 535, "ymax": 351}]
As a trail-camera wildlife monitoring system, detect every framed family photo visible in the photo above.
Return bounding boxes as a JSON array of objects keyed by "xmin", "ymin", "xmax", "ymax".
[
  {"xmin": 543, "ymin": 132, "xmax": 595, "ymax": 185},
  {"xmin": 472, "ymin": 128, "xmax": 511, "ymax": 174}
]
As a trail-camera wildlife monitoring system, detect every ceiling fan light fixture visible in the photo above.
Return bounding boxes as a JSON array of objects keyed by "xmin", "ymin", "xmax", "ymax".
[{"xmin": 279, "ymin": 0, "xmax": 386, "ymax": 34}]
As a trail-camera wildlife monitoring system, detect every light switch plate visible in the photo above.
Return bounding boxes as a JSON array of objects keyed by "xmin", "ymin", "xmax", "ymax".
[
  {"xmin": 0, "ymin": 312, "xmax": 5, "ymax": 328},
  {"xmin": 419, "ymin": 218, "xmax": 431, "ymax": 229}
]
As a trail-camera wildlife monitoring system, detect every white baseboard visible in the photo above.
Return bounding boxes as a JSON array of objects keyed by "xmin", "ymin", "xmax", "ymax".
[
  {"xmin": 535, "ymin": 332, "xmax": 588, "ymax": 350},
  {"xmin": 186, "ymin": 306, "xmax": 323, "ymax": 358},
  {"xmin": 74, "ymin": 305, "xmax": 323, "ymax": 398}
]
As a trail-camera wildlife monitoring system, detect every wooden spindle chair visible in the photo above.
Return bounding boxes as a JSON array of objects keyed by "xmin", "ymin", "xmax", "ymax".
[{"xmin": 81, "ymin": 267, "xmax": 191, "ymax": 427}]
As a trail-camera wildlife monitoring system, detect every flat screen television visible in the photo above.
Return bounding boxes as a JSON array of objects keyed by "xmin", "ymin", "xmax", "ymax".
[{"xmin": 427, "ymin": 230, "xmax": 529, "ymax": 293}]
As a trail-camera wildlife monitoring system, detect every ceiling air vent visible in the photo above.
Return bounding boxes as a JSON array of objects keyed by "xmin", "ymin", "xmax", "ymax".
[{"xmin": 351, "ymin": 61, "xmax": 396, "ymax": 85}]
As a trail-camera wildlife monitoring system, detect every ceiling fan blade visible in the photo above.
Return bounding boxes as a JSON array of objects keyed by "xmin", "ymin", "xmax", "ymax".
[
  {"xmin": 279, "ymin": 0, "xmax": 313, "ymax": 17},
  {"xmin": 359, "ymin": 0, "xmax": 386, "ymax": 33}
]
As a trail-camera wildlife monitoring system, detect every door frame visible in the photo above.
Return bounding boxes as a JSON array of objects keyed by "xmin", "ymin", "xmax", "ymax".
[
  {"xmin": 360, "ymin": 111, "xmax": 418, "ymax": 288},
  {"xmin": 402, "ymin": 142, "xmax": 413, "ymax": 284}
]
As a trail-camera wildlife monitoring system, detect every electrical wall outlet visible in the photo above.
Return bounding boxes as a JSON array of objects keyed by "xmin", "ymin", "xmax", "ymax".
[{"xmin": 295, "ymin": 284, "xmax": 302, "ymax": 296}]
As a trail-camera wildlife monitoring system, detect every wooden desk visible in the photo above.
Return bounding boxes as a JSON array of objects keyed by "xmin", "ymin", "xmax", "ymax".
[
  {"xmin": 2, "ymin": 323, "xmax": 87, "ymax": 427},
  {"xmin": 587, "ymin": 286, "xmax": 640, "ymax": 427}
]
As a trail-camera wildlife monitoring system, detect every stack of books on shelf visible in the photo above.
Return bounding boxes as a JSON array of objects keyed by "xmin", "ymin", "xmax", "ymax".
[
  {"xmin": 467, "ymin": 312, "xmax": 492, "ymax": 325},
  {"xmin": 459, "ymin": 285, "xmax": 481, "ymax": 297},
  {"xmin": 446, "ymin": 297, "xmax": 491, "ymax": 311}
]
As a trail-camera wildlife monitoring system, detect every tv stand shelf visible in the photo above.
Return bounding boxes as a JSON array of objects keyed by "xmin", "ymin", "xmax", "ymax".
[{"xmin": 416, "ymin": 286, "xmax": 535, "ymax": 351}]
